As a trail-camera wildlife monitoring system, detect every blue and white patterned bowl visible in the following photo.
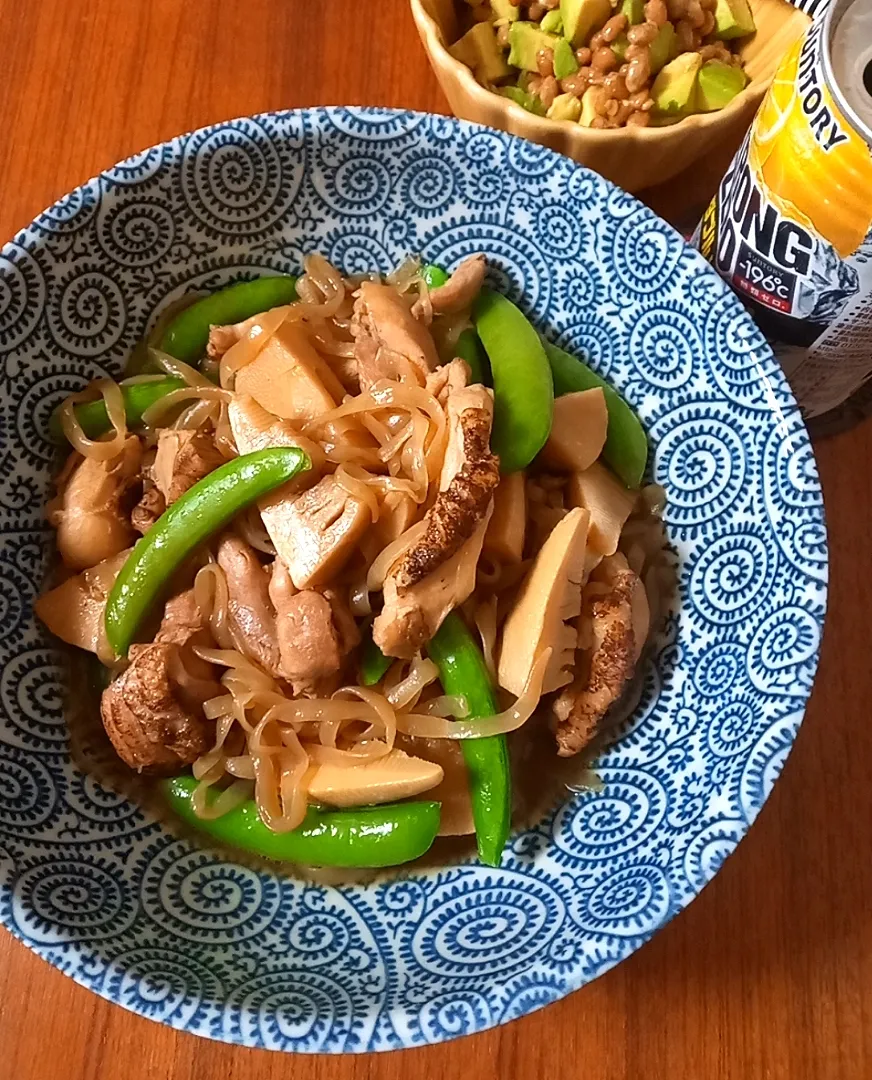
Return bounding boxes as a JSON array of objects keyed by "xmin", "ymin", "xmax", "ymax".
[{"xmin": 0, "ymin": 107, "xmax": 826, "ymax": 1052}]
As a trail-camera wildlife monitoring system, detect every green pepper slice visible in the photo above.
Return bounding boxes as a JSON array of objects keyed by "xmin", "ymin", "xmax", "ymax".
[
  {"xmin": 158, "ymin": 275, "xmax": 298, "ymax": 363},
  {"xmin": 48, "ymin": 376, "xmax": 186, "ymax": 444},
  {"xmin": 473, "ymin": 289, "xmax": 554, "ymax": 474},
  {"xmin": 163, "ymin": 776, "xmax": 441, "ymax": 868},
  {"xmin": 105, "ymin": 447, "xmax": 310, "ymax": 657},
  {"xmin": 543, "ymin": 340, "xmax": 648, "ymax": 488},
  {"xmin": 427, "ymin": 612, "xmax": 511, "ymax": 867}
]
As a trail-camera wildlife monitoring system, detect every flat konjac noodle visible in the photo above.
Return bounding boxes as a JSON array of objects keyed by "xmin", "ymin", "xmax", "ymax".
[{"xmin": 35, "ymin": 253, "xmax": 667, "ymax": 871}]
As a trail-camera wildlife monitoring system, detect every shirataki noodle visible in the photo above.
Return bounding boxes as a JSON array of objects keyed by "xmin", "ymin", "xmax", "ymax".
[{"xmin": 41, "ymin": 252, "xmax": 668, "ymax": 854}]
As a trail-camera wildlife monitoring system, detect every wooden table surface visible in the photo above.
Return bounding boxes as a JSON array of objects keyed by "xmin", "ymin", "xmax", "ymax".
[{"xmin": 1, "ymin": 2, "xmax": 869, "ymax": 1077}]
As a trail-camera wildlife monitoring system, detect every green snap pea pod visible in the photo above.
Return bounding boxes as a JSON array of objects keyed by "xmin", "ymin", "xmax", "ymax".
[
  {"xmin": 105, "ymin": 447, "xmax": 310, "ymax": 657},
  {"xmin": 48, "ymin": 376, "xmax": 186, "ymax": 444},
  {"xmin": 359, "ymin": 622, "xmax": 394, "ymax": 686},
  {"xmin": 163, "ymin": 776, "xmax": 441, "ymax": 868},
  {"xmin": 473, "ymin": 289, "xmax": 554, "ymax": 474},
  {"xmin": 455, "ymin": 327, "xmax": 491, "ymax": 387},
  {"xmin": 158, "ymin": 275, "xmax": 298, "ymax": 363},
  {"xmin": 542, "ymin": 340, "xmax": 648, "ymax": 489},
  {"xmin": 420, "ymin": 264, "xmax": 450, "ymax": 290},
  {"xmin": 427, "ymin": 612, "xmax": 511, "ymax": 867},
  {"xmin": 125, "ymin": 292, "xmax": 209, "ymax": 377}
]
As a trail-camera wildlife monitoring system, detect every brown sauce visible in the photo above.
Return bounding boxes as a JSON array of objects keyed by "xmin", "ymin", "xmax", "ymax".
[
  {"xmin": 62, "ymin": 505, "xmax": 675, "ymax": 887},
  {"xmin": 65, "ymin": 652, "xmax": 613, "ymax": 888}
]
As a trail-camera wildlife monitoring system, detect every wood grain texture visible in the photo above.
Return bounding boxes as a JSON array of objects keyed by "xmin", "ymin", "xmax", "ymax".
[{"xmin": 0, "ymin": 2, "xmax": 869, "ymax": 1077}]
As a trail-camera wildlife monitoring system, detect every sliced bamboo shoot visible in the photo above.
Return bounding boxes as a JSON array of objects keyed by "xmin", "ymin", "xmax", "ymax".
[
  {"xmin": 306, "ymin": 748, "xmax": 443, "ymax": 807},
  {"xmin": 539, "ymin": 388, "xmax": 608, "ymax": 472}
]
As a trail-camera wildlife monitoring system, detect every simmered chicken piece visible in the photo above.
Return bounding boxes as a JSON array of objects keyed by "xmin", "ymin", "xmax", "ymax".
[
  {"xmin": 216, "ymin": 536, "xmax": 356, "ymax": 692},
  {"xmin": 101, "ymin": 643, "xmax": 216, "ymax": 771},
  {"xmin": 424, "ymin": 356, "xmax": 470, "ymax": 408},
  {"xmin": 217, "ymin": 535, "xmax": 283, "ymax": 678},
  {"xmin": 154, "ymin": 429, "xmax": 225, "ymax": 505},
  {"xmin": 101, "ymin": 590, "xmax": 220, "ymax": 772},
  {"xmin": 131, "ymin": 483, "xmax": 166, "ymax": 535},
  {"xmin": 397, "ymin": 386, "xmax": 498, "ymax": 587},
  {"xmin": 374, "ymin": 383, "xmax": 499, "ymax": 657},
  {"xmin": 53, "ymin": 437, "xmax": 142, "ymax": 570},
  {"xmin": 269, "ymin": 559, "xmax": 359, "ymax": 693},
  {"xmin": 414, "ymin": 254, "xmax": 487, "ymax": 317},
  {"xmin": 552, "ymin": 554, "xmax": 650, "ymax": 757},
  {"xmin": 352, "ymin": 280, "xmax": 440, "ymax": 387}
]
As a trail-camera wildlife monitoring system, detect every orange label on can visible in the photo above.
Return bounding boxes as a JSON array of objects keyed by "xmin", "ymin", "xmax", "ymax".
[
  {"xmin": 692, "ymin": 10, "xmax": 872, "ymax": 419},
  {"xmin": 749, "ymin": 26, "xmax": 872, "ymax": 258}
]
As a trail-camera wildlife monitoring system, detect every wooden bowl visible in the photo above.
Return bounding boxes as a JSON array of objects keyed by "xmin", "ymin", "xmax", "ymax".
[{"xmin": 411, "ymin": 0, "xmax": 810, "ymax": 192}]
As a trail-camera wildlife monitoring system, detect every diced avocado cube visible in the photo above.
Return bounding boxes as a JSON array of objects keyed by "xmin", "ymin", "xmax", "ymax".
[
  {"xmin": 560, "ymin": 0, "xmax": 611, "ymax": 47},
  {"xmin": 499, "ymin": 85, "xmax": 547, "ymax": 115},
  {"xmin": 491, "ymin": 0, "xmax": 521, "ymax": 20},
  {"xmin": 612, "ymin": 33, "xmax": 629, "ymax": 61},
  {"xmin": 508, "ymin": 21, "xmax": 561, "ymax": 72},
  {"xmin": 649, "ymin": 22, "xmax": 677, "ymax": 74},
  {"xmin": 450, "ymin": 22, "xmax": 513, "ymax": 83},
  {"xmin": 697, "ymin": 59, "xmax": 748, "ymax": 110},
  {"xmin": 714, "ymin": 0, "xmax": 756, "ymax": 39},
  {"xmin": 620, "ymin": 0, "xmax": 646, "ymax": 24},
  {"xmin": 578, "ymin": 85, "xmax": 600, "ymax": 127},
  {"xmin": 652, "ymin": 52, "xmax": 702, "ymax": 118},
  {"xmin": 540, "ymin": 9, "xmax": 564, "ymax": 32},
  {"xmin": 553, "ymin": 37, "xmax": 579, "ymax": 78},
  {"xmin": 547, "ymin": 92, "xmax": 583, "ymax": 121}
]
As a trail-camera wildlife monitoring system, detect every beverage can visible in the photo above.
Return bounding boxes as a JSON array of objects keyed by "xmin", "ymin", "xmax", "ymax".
[{"xmin": 693, "ymin": 0, "xmax": 872, "ymax": 424}]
